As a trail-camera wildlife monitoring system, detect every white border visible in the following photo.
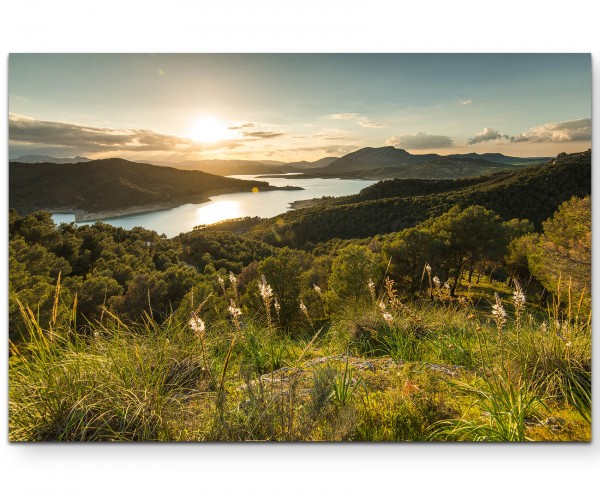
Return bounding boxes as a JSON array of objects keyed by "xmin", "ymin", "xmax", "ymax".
[{"xmin": 1, "ymin": 1, "xmax": 599, "ymax": 493}]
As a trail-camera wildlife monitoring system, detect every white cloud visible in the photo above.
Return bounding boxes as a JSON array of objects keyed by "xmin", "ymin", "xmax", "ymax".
[
  {"xmin": 512, "ymin": 118, "xmax": 591, "ymax": 143},
  {"xmin": 386, "ymin": 132, "xmax": 454, "ymax": 149},
  {"xmin": 358, "ymin": 119, "xmax": 385, "ymax": 128},
  {"xmin": 468, "ymin": 118, "xmax": 591, "ymax": 145},
  {"xmin": 327, "ymin": 113, "xmax": 360, "ymax": 119},
  {"xmin": 467, "ymin": 127, "xmax": 511, "ymax": 145},
  {"xmin": 458, "ymin": 99, "xmax": 473, "ymax": 106}
]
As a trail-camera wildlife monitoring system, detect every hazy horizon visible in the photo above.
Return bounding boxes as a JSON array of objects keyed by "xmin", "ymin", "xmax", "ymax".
[{"xmin": 9, "ymin": 54, "xmax": 591, "ymax": 163}]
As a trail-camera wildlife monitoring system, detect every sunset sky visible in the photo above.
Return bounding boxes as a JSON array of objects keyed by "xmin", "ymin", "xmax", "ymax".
[{"xmin": 8, "ymin": 53, "xmax": 591, "ymax": 162}]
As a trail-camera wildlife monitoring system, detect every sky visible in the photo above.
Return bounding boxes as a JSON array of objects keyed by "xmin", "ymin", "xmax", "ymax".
[{"xmin": 8, "ymin": 53, "xmax": 592, "ymax": 162}]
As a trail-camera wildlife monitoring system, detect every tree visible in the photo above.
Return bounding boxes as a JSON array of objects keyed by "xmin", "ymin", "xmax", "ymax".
[
  {"xmin": 259, "ymin": 248, "xmax": 309, "ymax": 330},
  {"xmin": 383, "ymin": 227, "xmax": 441, "ymax": 294},
  {"xmin": 528, "ymin": 196, "xmax": 591, "ymax": 301},
  {"xmin": 427, "ymin": 205, "xmax": 506, "ymax": 296},
  {"xmin": 329, "ymin": 245, "xmax": 380, "ymax": 302}
]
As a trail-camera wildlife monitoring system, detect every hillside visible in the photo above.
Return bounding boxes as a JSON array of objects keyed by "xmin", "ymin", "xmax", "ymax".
[
  {"xmin": 261, "ymin": 147, "xmax": 549, "ymax": 180},
  {"xmin": 9, "ymin": 155, "xmax": 91, "ymax": 164},
  {"xmin": 9, "ymin": 158, "xmax": 299, "ymax": 218},
  {"xmin": 248, "ymin": 150, "xmax": 591, "ymax": 247}
]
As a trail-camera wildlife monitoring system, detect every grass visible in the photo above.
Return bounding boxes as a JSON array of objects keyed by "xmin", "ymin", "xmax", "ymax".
[{"xmin": 8, "ymin": 275, "xmax": 591, "ymax": 442}]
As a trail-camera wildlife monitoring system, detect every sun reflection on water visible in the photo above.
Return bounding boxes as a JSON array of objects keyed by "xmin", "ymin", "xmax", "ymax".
[{"xmin": 195, "ymin": 200, "xmax": 242, "ymax": 225}]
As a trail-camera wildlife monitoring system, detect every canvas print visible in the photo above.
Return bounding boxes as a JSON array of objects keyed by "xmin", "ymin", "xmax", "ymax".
[{"xmin": 8, "ymin": 54, "xmax": 591, "ymax": 441}]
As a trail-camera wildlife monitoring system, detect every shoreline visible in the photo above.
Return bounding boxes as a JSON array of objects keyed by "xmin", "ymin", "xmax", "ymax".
[{"xmin": 71, "ymin": 201, "xmax": 205, "ymax": 221}]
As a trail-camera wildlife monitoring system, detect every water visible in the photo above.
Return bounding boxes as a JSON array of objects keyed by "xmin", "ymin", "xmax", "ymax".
[{"xmin": 51, "ymin": 175, "xmax": 377, "ymax": 237}]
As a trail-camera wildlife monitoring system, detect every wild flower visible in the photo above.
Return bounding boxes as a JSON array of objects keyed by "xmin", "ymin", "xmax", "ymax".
[
  {"xmin": 425, "ymin": 263, "xmax": 432, "ymax": 274},
  {"xmin": 228, "ymin": 300, "xmax": 242, "ymax": 331},
  {"xmin": 274, "ymin": 298, "xmax": 281, "ymax": 318},
  {"xmin": 300, "ymin": 300, "xmax": 313, "ymax": 327},
  {"xmin": 189, "ymin": 315, "xmax": 206, "ymax": 337},
  {"xmin": 258, "ymin": 275, "xmax": 273, "ymax": 328},
  {"xmin": 258, "ymin": 275, "xmax": 273, "ymax": 300},
  {"xmin": 492, "ymin": 292, "xmax": 507, "ymax": 339},
  {"xmin": 443, "ymin": 281, "xmax": 451, "ymax": 292},
  {"xmin": 512, "ymin": 278, "xmax": 526, "ymax": 330},
  {"xmin": 313, "ymin": 284, "xmax": 322, "ymax": 296},
  {"xmin": 433, "ymin": 276, "xmax": 441, "ymax": 289},
  {"xmin": 378, "ymin": 299, "xmax": 394, "ymax": 324},
  {"xmin": 368, "ymin": 279, "xmax": 376, "ymax": 301},
  {"xmin": 229, "ymin": 271, "xmax": 239, "ymax": 302},
  {"xmin": 217, "ymin": 275, "xmax": 226, "ymax": 295}
]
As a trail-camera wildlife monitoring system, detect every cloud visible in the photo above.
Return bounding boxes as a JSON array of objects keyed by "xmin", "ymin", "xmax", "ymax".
[
  {"xmin": 512, "ymin": 118, "xmax": 591, "ymax": 143},
  {"xmin": 468, "ymin": 118, "xmax": 591, "ymax": 145},
  {"xmin": 240, "ymin": 131, "xmax": 285, "ymax": 139},
  {"xmin": 8, "ymin": 114, "xmax": 246, "ymax": 154},
  {"xmin": 458, "ymin": 99, "xmax": 473, "ymax": 106},
  {"xmin": 327, "ymin": 113, "xmax": 360, "ymax": 119},
  {"xmin": 297, "ymin": 144, "xmax": 360, "ymax": 155},
  {"xmin": 386, "ymin": 132, "xmax": 454, "ymax": 149},
  {"xmin": 358, "ymin": 119, "xmax": 385, "ymax": 128},
  {"xmin": 467, "ymin": 127, "xmax": 511, "ymax": 145},
  {"xmin": 228, "ymin": 122, "xmax": 255, "ymax": 130}
]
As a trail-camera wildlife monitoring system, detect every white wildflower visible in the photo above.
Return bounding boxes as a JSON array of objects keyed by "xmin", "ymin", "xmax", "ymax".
[
  {"xmin": 433, "ymin": 276, "xmax": 441, "ymax": 288},
  {"xmin": 512, "ymin": 278, "xmax": 526, "ymax": 310},
  {"xmin": 217, "ymin": 275, "xmax": 226, "ymax": 293},
  {"xmin": 313, "ymin": 284, "xmax": 322, "ymax": 295},
  {"xmin": 228, "ymin": 301, "xmax": 242, "ymax": 319},
  {"xmin": 382, "ymin": 312, "xmax": 394, "ymax": 324},
  {"xmin": 368, "ymin": 279, "xmax": 376, "ymax": 300},
  {"xmin": 259, "ymin": 279, "xmax": 273, "ymax": 299},
  {"xmin": 491, "ymin": 292, "xmax": 507, "ymax": 332},
  {"xmin": 425, "ymin": 263, "xmax": 432, "ymax": 274},
  {"xmin": 274, "ymin": 298, "xmax": 281, "ymax": 316},
  {"xmin": 189, "ymin": 315, "xmax": 206, "ymax": 337}
]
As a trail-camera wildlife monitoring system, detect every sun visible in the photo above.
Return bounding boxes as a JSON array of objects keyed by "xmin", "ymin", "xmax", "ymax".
[{"xmin": 189, "ymin": 117, "xmax": 232, "ymax": 143}]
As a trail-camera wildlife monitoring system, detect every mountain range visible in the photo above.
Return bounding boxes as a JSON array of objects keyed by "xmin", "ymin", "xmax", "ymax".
[{"xmin": 9, "ymin": 148, "xmax": 549, "ymax": 180}]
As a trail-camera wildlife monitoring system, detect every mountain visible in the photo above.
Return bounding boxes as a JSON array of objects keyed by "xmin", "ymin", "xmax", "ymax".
[
  {"xmin": 248, "ymin": 150, "xmax": 591, "ymax": 247},
  {"xmin": 319, "ymin": 146, "xmax": 433, "ymax": 173},
  {"xmin": 9, "ymin": 158, "xmax": 300, "ymax": 219},
  {"xmin": 257, "ymin": 160, "xmax": 286, "ymax": 165},
  {"xmin": 298, "ymin": 147, "xmax": 549, "ymax": 179},
  {"xmin": 9, "ymin": 155, "xmax": 91, "ymax": 164},
  {"xmin": 159, "ymin": 159, "xmax": 284, "ymax": 176},
  {"xmin": 283, "ymin": 156, "xmax": 339, "ymax": 169},
  {"xmin": 447, "ymin": 152, "xmax": 551, "ymax": 165}
]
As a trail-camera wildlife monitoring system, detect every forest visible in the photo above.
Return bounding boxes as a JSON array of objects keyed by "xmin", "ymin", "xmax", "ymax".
[{"xmin": 8, "ymin": 150, "xmax": 591, "ymax": 441}]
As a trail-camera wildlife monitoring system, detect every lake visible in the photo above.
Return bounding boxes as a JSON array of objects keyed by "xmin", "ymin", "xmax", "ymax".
[{"xmin": 51, "ymin": 175, "xmax": 377, "ymax": 238}]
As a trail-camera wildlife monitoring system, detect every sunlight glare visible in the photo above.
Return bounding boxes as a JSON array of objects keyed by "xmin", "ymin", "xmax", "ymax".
[
  {"xmin": 196, "ymin": 200, "xmax": 241, "ymax": 225},
  {"xmin": 189, "ymin": 117, "xmax": 232, "ymax": 143}
]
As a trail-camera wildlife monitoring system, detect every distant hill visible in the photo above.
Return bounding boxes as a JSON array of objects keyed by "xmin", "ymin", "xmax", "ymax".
[
  {"xmin": 9, "ymin": 158, "xmax": 299, "ymax": 218},
  {"xmin": 248, "ymin": 150, "xmax": 591, "ymax": 247},
  {"xmin": 295, "ymin": 147, "xmax": 550, "ymax": 179},
  {"xmin": 9, "ymin": 155, "xmax": 91, "ymax": 164},
  {"xmin": 174, "ymin": 159, "xmax": 283, "ymax": 175},
  {"xmin": 284, "ymin": 156, "xmax": 339, "ymax": 170},
  {"xmin": 257, "ymin": 160, "xmax": 286, "ymax": 165},
  {"xmin": 447, "ymin": 152, "xmax": 551, "ymax": 165}
]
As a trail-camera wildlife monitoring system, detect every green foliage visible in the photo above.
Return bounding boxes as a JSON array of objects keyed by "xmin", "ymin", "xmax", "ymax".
[
  {"xmin": 259, "ymin": 247, "xmax": 310, "ymax": 330},
  {"xmin": 329, "ymin": 244, "xmax": 380, "ymax": 302},
  {"xmin": 527, "ymin": 195, "xmax": 591, "ymax": 302}
]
